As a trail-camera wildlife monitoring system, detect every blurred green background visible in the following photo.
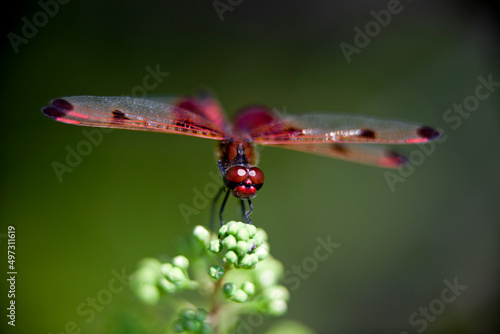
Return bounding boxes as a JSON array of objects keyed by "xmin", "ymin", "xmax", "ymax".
[{"xmin": 1, "ymin": 0, "xmax": 499, "ymax": 333}]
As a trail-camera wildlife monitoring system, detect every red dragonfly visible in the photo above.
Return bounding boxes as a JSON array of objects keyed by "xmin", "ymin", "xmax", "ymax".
[{"xmin": 42, "ymin": 92, "xmax": 441, "ymax": 225}]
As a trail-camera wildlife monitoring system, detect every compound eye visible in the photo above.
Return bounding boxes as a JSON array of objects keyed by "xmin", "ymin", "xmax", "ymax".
[
  {"xmin": 224, "ymin": 166, "xmax": 248, "ymax": 186},
  {"xmin": 233, "ymin": 184, "xmax": 256, "ymax": 198},
  {"xmin": 248, "ymin": 167, "xmax": 264, "ymax": 188}
]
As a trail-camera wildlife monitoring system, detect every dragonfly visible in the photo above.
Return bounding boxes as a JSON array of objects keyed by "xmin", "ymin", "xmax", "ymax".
[{"xmin": 41, "ymin": 92, "xmax": 441, "ymax": 226}]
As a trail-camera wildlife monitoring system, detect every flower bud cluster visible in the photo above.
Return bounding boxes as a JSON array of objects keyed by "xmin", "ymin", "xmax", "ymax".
[
  {"xmin": 131, "ymin": 256, "xmax": 197, "ymax": 304},
  {"xmin": 132, "ymin": 222, "xmax": 290, "ymax": 325},
  {"xmin": 222, "ymin": 281, "xmax": 256, "ymax": 303},
  {"xmin": 256, "ymin": 285, "xmax": 290, "ymax": 316},
  {"xmin": 173, "ymin": 308, "xmax": 212, "ymax": 334},
  {"xmin": 252, "ymin": 256, "xmax": 290, "ymax": 316},
  {"xmin": 208, "ymin": 221, "xmax": 269, "ymax": 269}
]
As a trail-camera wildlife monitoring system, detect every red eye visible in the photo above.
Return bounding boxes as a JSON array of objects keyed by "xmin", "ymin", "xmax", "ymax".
[
  {"xmin": 232, "ymin": 185, "xmax": 256, "ymax": 198},
  {"xmin": 248, "ymin": 167, "xmax": 264, "ymax": 186},
  {"xmin": 224, "ymin": 166, "xmax": 248, "ymax": 184},
  {"xmin": 224, "ymin": 166, "xmax": 264, "ymax": 198}
]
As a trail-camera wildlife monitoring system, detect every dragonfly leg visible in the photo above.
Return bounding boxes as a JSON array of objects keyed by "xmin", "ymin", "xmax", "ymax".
[
  {"xmin": 219, "ymin": 189, "xmax": 231, "ymax": 226},
  {"xmin": 218, "ymin": 160, "xmax": 225, "ymax": 177},
  {"xmin": 241, "ymin": 199, "xmax": 253, "ymax": 224},
  {"xmin": 210, "ymin": 186, "xmax": 225, "ymax": 231}
]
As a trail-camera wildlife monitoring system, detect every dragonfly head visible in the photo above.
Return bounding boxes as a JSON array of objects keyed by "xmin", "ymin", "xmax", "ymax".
[{"xmin": 224, "ymin": 166, "xmax": 264, "ymax": 199}]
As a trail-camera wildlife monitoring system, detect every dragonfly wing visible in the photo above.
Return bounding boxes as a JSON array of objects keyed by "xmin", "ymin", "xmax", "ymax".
[
  {"xmin": 250, "ymin": 112, "xmax": 441, "ymax": 144},
  {"xmin": 175, "ymin": 90, "xmax": 229, "ymax": 133},
  {"xmin": 232, "ymin": 106, "xmax": 439, "ymax": 167},
  {"xmin": 267, "ymin": 143, "xmax": 407, "ymax": 168},
  {"xmin": 41, "ymin": 96, "xmax": 226, "ymax": 140}
]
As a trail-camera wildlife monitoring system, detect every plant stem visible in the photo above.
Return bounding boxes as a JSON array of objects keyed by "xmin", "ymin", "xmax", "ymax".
[{"xmin": 209, "ymin": 264, "xmax": 230, "ymax": 334}]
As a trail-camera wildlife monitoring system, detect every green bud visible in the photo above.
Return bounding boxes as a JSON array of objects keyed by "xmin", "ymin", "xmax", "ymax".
[
  {"xmin": 254, "ymin": 245, "xmax": 269, "ymax": 260},
  {"xmin": 172, "ymin": 255, "xmax": 189, "ymax": 271},
  {"xmin": 235, "ymin": 240, "xmax": 250, "ymax": 255},
  {"xmin": 223, "ymin": 282, "xmax": 236, "ymax": 297},
  {"xmin": 165, "ymin": 266, "xmax": 186, "ymax": 283},
  {"xmin": 263, "ymin": 285, "xmax": 290, "ymax": 301},
  {"xmin": 240, "ymin": 253, "xmax": 258, "ymax": 268},
  {"xmin": 246, "ymin": 224, "xmax": 257, "ymax": 238},
  {"xmin": 256, "ymin": 269, "xmax": 278, "ymax": 287},
  {"xmin": 231, "ymin": 289, "xmax": 248, "ymax": 303},
  {"xmin": 253, "ymin": 235, "xmax": 264, "ymax": 248},
  {"xmin": 195, "ymin": 308, "xmax": 208, "ymax": 322},
  {"xmin": 136, "ymin": 284, "xmax": 160, "ymax": 305},
  {"xmin": 184, "ymin": 319, "xmax": 200, "ymax": 332},
  {"xmin": 181, "ymin": 308, "xmax": 197, "ymax": 320},
  {"xmin": 209, "ymin": 239, "xmax": 222, "ymax": 253},
  {"xmin": 160, "ymin": 263, "xmax": 173, "ymax": 276},
  {"xmin": 134, "ymin": 266, "xmax": 160, "ymax": 285},
  {"xmin": 236, "ymin": 227, "xmax": 250, "ymax": 241},
  {"xmin": 193, "ymin": 225, "xmax": 211, "ymax": 243},
  {"xmin": 209, "ymin": 265, "xmax": 224, "ymax": 280},
  {"xmin": 241, "ymin": 282, "xmax": 255, "ymax": 296},
  {"xmin": 159, "ymin": 277, "xmax": 176, "ymax": 293},
  {"xmin": 218, "ymin": 224, "xmax": 229, "ymax": 237},
  {"xmin": 255, "ymin": 256, "xmax": 284, "ymax": 287},
  {"xmin": 222, "ymin": 235, "xmax": 237, "ymax": 249},
  {"xmin": 173, "ymin": 319, "xmax": 184, "ymax": 333},
  {"xmin": 256, "ymin": 228, "xmax": 268, "ymax": 242},
  {"xmin": 227, "ymin": 221, "xmax": 242, "ymax": 235},
  {"xmin": 225, "ymin": 251, "xmax": 238, "ymax": 264},
  {"xmin": 267, "ymin": 299, "xmax": 287, "ymax": 316}
]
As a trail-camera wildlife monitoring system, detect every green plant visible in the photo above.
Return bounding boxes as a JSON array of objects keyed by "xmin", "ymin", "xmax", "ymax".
[{"xmin": 130, "ymin": 221, "xmax": 312, "ymax": 334}]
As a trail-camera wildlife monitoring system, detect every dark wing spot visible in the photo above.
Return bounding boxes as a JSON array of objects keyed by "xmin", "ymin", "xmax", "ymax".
[
  {"xmin": 41, "ymin": 98, "xmax": 74, "ymax": 118},
  {"xmin": 286, "ymin": 127, "xmax": 303, "ymax": 137},
  {"xmin": 359, "ymin": 129, "xmax": 376, "ymax": 139},
  {"xmin": 378, "ymin": 150, "xmax": 408, "ymax": 168},
  {"xmin": 52, "ymin": 99, "xmax": 74, "ymax": 111},
  {"xmin": 385, "ymin": 151, "xmax": 407, "ymax": 165},
  {"xmin": 42, "ymin": 106, "xmax": 67, "ymax": 118},
  {"xmin": 417, "ymin": 126, "xmax": 441, "ymax": 140},
  {"xmin": 331, "ymin": 143, "xmax": 348, "ymax": 155},
  {"xmin": 112, "ymin": 110, "xmax": 130, "ymax": 120}
]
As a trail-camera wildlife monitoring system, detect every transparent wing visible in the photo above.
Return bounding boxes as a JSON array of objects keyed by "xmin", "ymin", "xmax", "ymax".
[
  {"xmin": 233, "ymin": 106, "xmax": 440, "ymax": 167},
  {"xmin": 175, "ymin": 90, "xmax": 229, "ymax": 133},
  {"xmin": 235, "ymin": 109, "xmax": 441, "ymax": 144},
  {"xmin": 267, "ymin": 143, "xmax": 407, "ymax": 168},
  {"xmin": 41, "ymin": 96, "xmax": 227, "ymax": 140}
]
